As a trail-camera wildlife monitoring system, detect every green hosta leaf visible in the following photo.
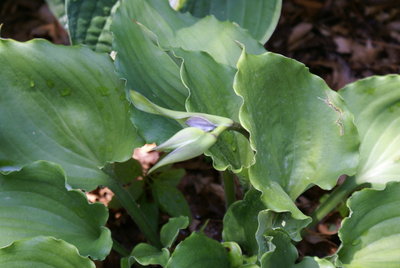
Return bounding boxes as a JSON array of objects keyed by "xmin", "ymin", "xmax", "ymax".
[
  {"xmin": 137, "ymin": 195, "xmax": 159, "ymax": 236},
  {"xmin": 0, "ymin": 39, "xmax": 141, "ymax": 190},
  {"xmin": 339, "ymin": 75, "xmax": 400, "ymax": 189},
  {"xmin": 114, "ymin": 158, "xmax": 142, "ymax": 184},
  {"xmin": 66, "ymin": 0, "xmax": 119, "ymax": 52},
  {"xmin": 234, "ymin": 50, "xmax": 359, "ymax": 220},
  {"xmin": 152, "ymin": 178, "xmax": 191, "ymax": 219},
  {"xmin": 176, "ymin": 48, "xmax": 254, "ymax": 172},
  {"xmin": 223, "ymin": 188, "xmax": 266, "ymax": 255},
  {"xmin": 166, "ymin": 232, "xmax": 231, "ymax": 268},
  {"xmin": 223, "ymin": 189, "xmax": 307, "ymax": 257},
  {"xmin": 222, "ymin": 242, "xmax": 244, "ymax": 267},
  {"xmin": 0, "ymin": 161, "xmax": 112, "ymax": 260},
  {"xmin": 156, "ymin": 169, "xmax": 186, "ymax": 187},
  {"xmin": 180, "ymin": 0, "xmax": 282, "ymax": 43},
  {"xmin": 337, "ymin": 182, "xmax": 400, "ymax": 268},
  {"xmin": 0, "ymin": 236, "xmax": 95, "ymax": 268},
  {"xmin": 160, "ymin": 216, "xmax": 189, "ymax": 248},
  {"xmin": 131, "ymin": 243, "xmax": 170, "ymax": 266},
  {"xmin": 259, "ymin": 230, "xmax": 297, "ymax": 268}
]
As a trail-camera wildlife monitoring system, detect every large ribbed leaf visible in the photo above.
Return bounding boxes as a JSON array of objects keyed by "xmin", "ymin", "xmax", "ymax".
[
  {"xmin": 0, "ymin": 39, "xmax": 141, "ymax": 190},
  {"xmin": 180, "ymin": 0, "xmax": 282, "ymax": 43},
  {"xmin": 66, "ymin": 0, "xmax": 119, "ymax": 52},
  {"xmin": 0, "ymin": 161, "xmax": 112, "ymax": 260},
  {"xmin": 0, "ymin": 237, "xmax": 95, "ymax": 268},
  {"xmin": 166, "ymin": 233, "xmax": 231, "ymax": 268},
  {"xmin": 234, "ymin": 51, "xmax": 359, "ymax": 220},
  {"xmin": 339, "ymin": 75, "xmax": 400, "ymax": 189},
  {"xmin": 176, "ymin": 48, "xmax": 254, "ymax": 172},
  {"xmin": 337, "ymin": 182, "xmax": 400, "ymax": 267}
]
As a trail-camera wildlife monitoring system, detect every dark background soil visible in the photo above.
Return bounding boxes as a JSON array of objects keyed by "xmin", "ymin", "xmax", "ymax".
[{"xmin": 1, "ymin": 0, "xmax": 399, "ymax": 267}]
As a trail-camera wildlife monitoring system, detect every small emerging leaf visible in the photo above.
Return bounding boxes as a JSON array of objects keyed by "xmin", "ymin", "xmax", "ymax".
[
  {"xmin": 166, "ymin": 233, "xmax": 231, "ymax": 268},
  {"xmin": 132, "ymin": 243, "xmax": 170, "ymax": 266},
  {"xmin": 160, "ymin": 216, "xmax": 190, "ymax": 248}
]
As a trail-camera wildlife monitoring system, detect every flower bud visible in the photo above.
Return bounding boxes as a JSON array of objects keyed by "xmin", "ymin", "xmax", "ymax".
[{"xmin": 148, "ymin": 128, "xmax": 217, "ymax": 174}]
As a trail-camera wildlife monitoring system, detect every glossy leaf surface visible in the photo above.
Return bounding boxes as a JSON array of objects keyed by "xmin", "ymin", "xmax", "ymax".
[
  {"xmin": 337, "ymin": 182, "xmax": 400, "ymax": 268},
  {"xmin": 0, "ymin": 236, "xmax": 95, "ymax": 268},
  {"xmin": 66, "ymin": 0, "xmax": 118, "ymax": 52},
  {"xmin": 181, "ymin": 0, "xmax": 282, "ymax": 43},
  {"xmin": 166, "ymin": 233, "xmax": 230, "ymax": 268},
  {"xmin": 0, "ymin": 161, "xmax": 111, "ymax": 260},
  {"xmin": 234, "ymin": 51, "xmax": 359, "ymax": 219},
  {"xmin": 0, "ymin": 39, "xmax": 141, "ymax": 190},
  {"xmin": 339, "ymin": 75, "xmax": 400, "ymax": 188}
]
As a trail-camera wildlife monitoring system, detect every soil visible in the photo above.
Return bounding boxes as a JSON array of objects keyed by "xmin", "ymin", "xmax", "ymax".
[{"xmin": 1, "ymin": 0, "xmax": 399, "ymax": 267}]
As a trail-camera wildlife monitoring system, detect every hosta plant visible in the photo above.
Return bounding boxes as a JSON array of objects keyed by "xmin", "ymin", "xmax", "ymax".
[{"xmin": 0, "ymin": 0, "xmax": 399, "ymax": 267}]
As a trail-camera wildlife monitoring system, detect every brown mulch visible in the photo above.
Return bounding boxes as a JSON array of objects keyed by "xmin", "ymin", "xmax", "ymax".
[{"xmin": 1, "ymin": 0, "xmax": 399, "ymax": 266}]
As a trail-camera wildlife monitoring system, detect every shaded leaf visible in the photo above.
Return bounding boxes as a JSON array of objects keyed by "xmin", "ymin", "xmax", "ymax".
[
  {"xmin": 0, "ymin": 39, "xmax": 141, "ymax": 190},
  {"xmin": 223, "ymin": 188, "xmax": 266, "ymax": 255},
  {"xmin": 0, "ymin": 236, "xmax": 95, "ymax": 268},
  {"xmin": 152, "ymin": 180, "xmax": 191, "ymax": 219},
  {"xmin": 0, "ymin": 161, "xmax": 112, "ymax": 260},
  {"xmin": 114, "ymin": 158, "xmax": 142, "ymax": 184},
  {"xmin": 132, "ymin": 243, "xmax": 170, "ymax": 266},
  {"xmin": 166, "ymin": 232, "xmax": 230, "ymax": 268},
  {"xmin": 160, "ymin": 216, "xmax": 189, "ymax": 248}
]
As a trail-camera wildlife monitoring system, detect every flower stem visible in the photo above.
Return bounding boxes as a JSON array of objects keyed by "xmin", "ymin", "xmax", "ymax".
[
  {"xmin": 222, "ymin": 171, "xmax": 236, "ymax": 209},
  {"xmin": 309, "ymin": 176, "xmax": 362, "ymax": 229}
]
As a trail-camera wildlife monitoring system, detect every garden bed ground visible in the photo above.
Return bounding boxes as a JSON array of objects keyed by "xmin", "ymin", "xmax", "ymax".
[{"xmin": 1, "ymin": 0, "xmax": 399, "ymax": 267}]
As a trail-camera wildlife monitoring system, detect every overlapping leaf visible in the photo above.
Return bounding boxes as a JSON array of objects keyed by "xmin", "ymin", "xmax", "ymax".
[
  {"xmin": 112, "ymin": 0, "xmax": 262, "ymax": 170},
  {"xmin": 339, "ymin": 75, "xmax": 400, "ymax": 189},
  {"xmin": 180, "ymin": 0, "xmax": 282, "ymax": 43},
  {"xmin": 0, "ymin": 237, "xmax": 95, "ymax": 268},
  {"xmin": 66, "ymin": 0, "xmax": 119, "ymax": 52},
  {"xmin": 337, "ymin": 182, "xmax": 400, "ymax": 267},
  {"xmin": 0, "ymin": 39, "xmax": 141, "ymax": 190},
  {"xmin": 176, "ymin": 48, "xmax": 254, "ymax": 171},
  {"xmin": 0, "ymin": 161, "xmax": 112, "ymax": 260},
  {"xmin": 234, "ymin": 50, "xmax": 359, "ymax": 220}
]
